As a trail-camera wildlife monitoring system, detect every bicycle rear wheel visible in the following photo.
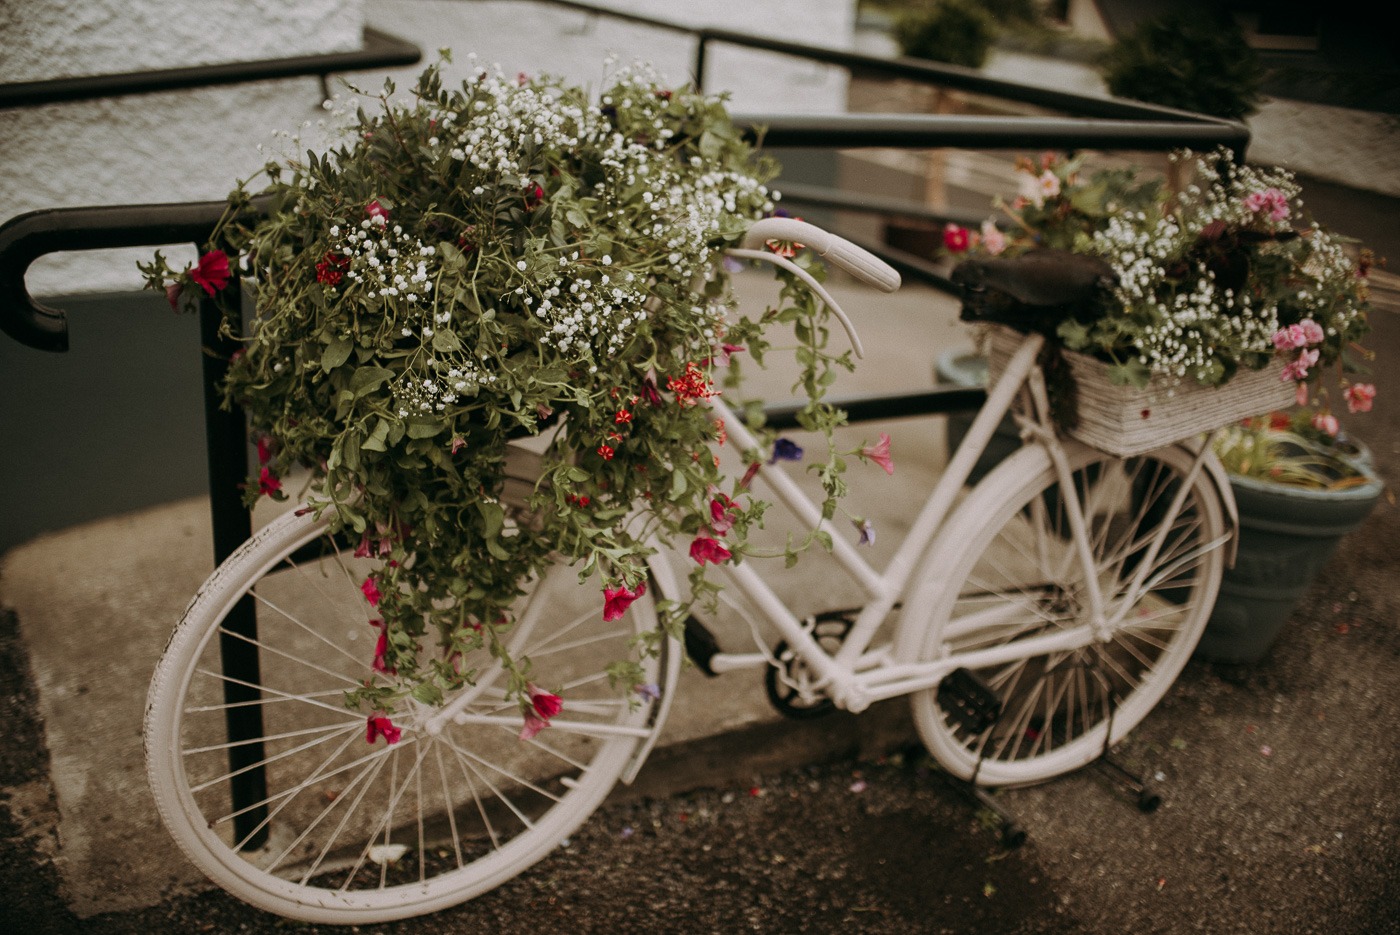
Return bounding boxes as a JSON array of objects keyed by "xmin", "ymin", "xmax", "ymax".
[
  {"xmin": 146, "ymin": 506, "xmax": 666, "ymax": 924},
  {"xmin": 903, "ymin": 442, "xmax": 1227, "ymax": 786}
]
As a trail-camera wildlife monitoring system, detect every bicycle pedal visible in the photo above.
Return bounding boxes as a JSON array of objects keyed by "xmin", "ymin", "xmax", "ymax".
[{"xmin": 938, "ymin": 667, "xmax": 1002, "ymax": 734}]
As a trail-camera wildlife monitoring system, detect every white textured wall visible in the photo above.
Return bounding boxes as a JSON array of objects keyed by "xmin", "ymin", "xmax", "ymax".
[
  {"xmin": 2, "ymin": 0, "xmax": 366, "ymax": 296},
  {"xmin": 3, "ymin": 0, "xmax": 855, "ymax": 297}
]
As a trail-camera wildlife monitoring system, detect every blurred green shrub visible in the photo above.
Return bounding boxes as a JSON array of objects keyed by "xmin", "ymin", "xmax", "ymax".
[
  {"xmin": 1099, "ymin": 10, "xmax": 1265, "ymax": 119},
  {"xmin": 893, "ymin": 0, "xmax": 998, "ymax": 68}
]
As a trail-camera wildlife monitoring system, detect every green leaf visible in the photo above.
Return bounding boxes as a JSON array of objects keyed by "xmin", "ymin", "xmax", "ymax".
[
  {"xmin": 362, "ymin": 418, "xmax": 390, "ymax": 451},
  {"xmin": 432, "ymin": 329, "xmax": 462, "ymax": 353},
  {"xmin": 351, "ymin": 367, "xmax": 395, "ymax": 398},
  {"xmin": 321, "ymin": 336, "xmax": 352, "ymax": 371}
]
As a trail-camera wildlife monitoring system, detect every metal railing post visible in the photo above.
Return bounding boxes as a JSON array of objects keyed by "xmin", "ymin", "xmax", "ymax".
[{"xmin": 197, "ymin": 277, "xmax": 268, "ymax": 848}]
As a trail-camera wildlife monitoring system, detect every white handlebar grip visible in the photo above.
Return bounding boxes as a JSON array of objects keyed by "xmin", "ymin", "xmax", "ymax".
[{"xmin": 741, "ymin": 217, "xmax": 901, "ymax": 293}]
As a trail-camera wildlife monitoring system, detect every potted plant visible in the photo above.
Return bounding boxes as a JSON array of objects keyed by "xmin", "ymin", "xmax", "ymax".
[
  {"xmin": 139, "ymin": 55, "xmax": 877, "ymax": 730},
  {"xmin": 945, "ymin": 149, "xmax": 1382, "ymax": 660},
  {"xmin": 1200, "ymin": 403, "xmax": 1383, "ymax": 663}
]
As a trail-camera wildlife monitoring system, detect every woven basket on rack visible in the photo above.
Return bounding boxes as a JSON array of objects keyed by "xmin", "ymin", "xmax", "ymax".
[{"xmin": 984, "ymin": 324, "xmax": 1297, "ymax": 458}]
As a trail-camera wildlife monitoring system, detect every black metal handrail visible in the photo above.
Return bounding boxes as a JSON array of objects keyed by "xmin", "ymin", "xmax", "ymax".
[{"xmin": 0, "ymin": 27, "xmax": 421, "ymax": 110}]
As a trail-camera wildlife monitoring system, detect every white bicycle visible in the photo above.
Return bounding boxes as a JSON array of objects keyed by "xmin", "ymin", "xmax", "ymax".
[{"xmin": 145, "ymin": 218, "xmax": 1234, "ymax": 923}]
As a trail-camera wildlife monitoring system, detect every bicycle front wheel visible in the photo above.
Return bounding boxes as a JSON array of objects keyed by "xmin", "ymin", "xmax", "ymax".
[
  {"xmin": 146, "ymin": 507, "xmax": 666, "ymax": 924},
  {"xmin": 904, "ymin": 442, "xmax": 1227, "ymax": 786}
]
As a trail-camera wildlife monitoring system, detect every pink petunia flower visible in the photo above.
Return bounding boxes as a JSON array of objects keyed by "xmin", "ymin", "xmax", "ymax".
[
  {"xmin": 689, "ymin": 536, "xmax": 732, "ymax": 566},
  {"xmin": 1311, "ymin": 411, "xmax": 1339, "ymax": 436},
  {"xmin": 366, "ymin": 715, "xmax": 401, "ymax": 745},
  {"xmin": 190, "ymin": 250, "xmax": 231, "ymax": 296},
  {"xmin": 519, "ymin": 713, "xmax": 550, "ymax": 741},
  {"xmin": 1345, "ymin": 383, "xmax": 1376, "ymax": 413},
  {"xmin": 1272, "ymin": 324, "xmax": 1306, "ymax": 350},
  {"xmin": 861, "ymin": 433, "xmax": 894, "ymax": 476},
  {"xmin": 602, "ymin": 581, "xmax": 646, "ymax": 621},
  {"xmin": 980, "ymin": 219, "xmax": 1007, "ymax": 256},
  {"xmin": 1298, "ymin": 319, "xmax": 1325, "ymax": 345},
  {"xmin": 1280, "ymin": 348, "xmax": 1320, "ymax": 382},
  {"xmin": 1244, "ymin": 187, "xmax": 1290, "ymax": 222}
]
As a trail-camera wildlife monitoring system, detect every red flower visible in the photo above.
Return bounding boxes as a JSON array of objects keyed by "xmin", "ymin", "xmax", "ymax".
[
  {"xmin": 943, "ymin": 224, "xmax": 971, "ymax": 253},
  {"xmin": 366, "ymin": 715, "xmax": 401, "ymax": 745},
  {"xmin": 524, "ymin": 183, "xmax": 545, "ymax": 208},
  {"xmin": 527, "ymin": 683, "xmax": 563, "ymax": 720},
  {"xmin": 190, "ymin": 250, "xmax": 231, "ymax": 296},
  {"xmin": 603, "ymin": 581, "xmax": 646, "ymax": 621},
  {"xmin": 165, "ymin": 282, "xmax": 183, "ymax": 311},
  {"xmin": 258, "ymin": 466, "xmax": 282, "ymax": 496},
  {"xmin": 370, "ymin": 619, "xmax": 396, "ymax": 675},
  {"xmin": 666, "ymin": 362, "xmax": 716, "ymax": 407},
  {"xmin": 597, "ymin": 444, "xmax": 615, "ymax": 461},
  {"xmin": 519, "ymin": 713, "xmax": 550, "ymax": 741},
  {"xmin": 315, "ymin": 251, "xmax": 350, "ymax": 286},
  {"xmin": 366, "ymin": 200, "xmax": 389, "ymax": 223},
  {"xmin": 710, "ymin": 494, "xmax": 738, "ymax": 535},
  {"xmin": 361, "ymin": 577, "xmax": 382, "ymax": 606},
  {"xmin": 689, "ymin": 536, "xmax": 732, "ymax": 566},
  {"xmin": 615, "ymin": 409, "xmax": 633, "ymax": 425}
]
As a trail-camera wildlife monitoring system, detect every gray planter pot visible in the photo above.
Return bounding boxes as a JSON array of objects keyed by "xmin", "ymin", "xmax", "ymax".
[{"xmin": 1195, "ymin": 460, "xmax": 1385, "ymax": 664}]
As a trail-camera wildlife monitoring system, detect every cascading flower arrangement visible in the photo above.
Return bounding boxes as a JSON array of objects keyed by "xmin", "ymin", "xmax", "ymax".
[
  {"xmin": 948, "ymin": 148, "xmax": 1377, "ymax": 423},
  {"xmin": 140, "ymin": 55, "xmax": 869, "ymax": 730}
]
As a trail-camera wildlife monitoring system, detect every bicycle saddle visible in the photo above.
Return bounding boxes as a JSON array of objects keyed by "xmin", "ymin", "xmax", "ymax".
[{"xmin": 951, "ymin": 248, "xmax": 1117, "ymax": 331}]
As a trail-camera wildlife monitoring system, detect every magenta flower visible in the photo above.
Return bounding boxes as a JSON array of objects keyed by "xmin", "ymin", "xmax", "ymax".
[
  {"xmin": 365, "ymin": 715, "xmax": 401, "ymax": 745},
  {"xmin": 165, "ymin": 282, "xmax": 183, "ymax": 311},
  {"xmin": 258, "ymin": 467, "xmax": 282, "ymax": 496},
  {"xmin": 710, "ymin": 493, "xmax": 738, "ymax": 535},
  {"xmin": 361, "ymin": 577, "xmax": 382, "ymax": 606},
  {"xmin": 1345, "ymin": 383, "xmax": 1376, "ymax": 413},
  {"xmin": 190, "ymin": 250, "xmax": 231, "ymax": 296},
  {"xmin": 943, "ymin": 223, "xmax": 970, "ymax": 253},
  {"xmin": 980, "ymin": 219, "xmax": 1007, "ymax": 256},
  {"xmin": 602, "ymin": 581, "xmax": 646, "ymax": 621},
  {"xmin": 739, "ymin": 461, "xmax": 762, "ymax": 490},
  {"xmin": 366, "ymin": 199, "xmax": 389, "ymax": 223},
  {"xmin": 527, "ymin": 683, "xmax": 563, "ymax": 721},
  {"xmin": 861, "ymin": 433, "xmax": 894, "ymax": 475},
  {"xmin": 689, "ymin": 536, "xmax": 733, "ymax": 566},
  {"xmin": 370, "ymin": 619, "xmax": 396, "ymax": 675}
]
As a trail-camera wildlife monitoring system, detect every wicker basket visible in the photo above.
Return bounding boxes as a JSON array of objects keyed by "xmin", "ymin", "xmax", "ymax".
[{"xmin": 984, "ymin": 325, "xmax": 1297, "ymax": 458}]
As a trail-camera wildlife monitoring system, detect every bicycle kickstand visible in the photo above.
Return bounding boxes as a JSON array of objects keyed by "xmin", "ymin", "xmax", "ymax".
[
  {"xmin": 1089, "ymin": 696, "xmax": 1163, "ymax": 813},
  {"xmin": 936, "ymin": 668, "xmax": 1028, "ymax": 849}
]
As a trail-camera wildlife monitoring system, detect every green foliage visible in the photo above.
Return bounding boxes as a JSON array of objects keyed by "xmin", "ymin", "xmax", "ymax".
[
  {"xmin": 893, "ymin": 0, "xmax": 998, "ymax": 68},
  {"xmin": 141, "ymin": 57, "xmax": 856, "ymax": 712},
  {"xmin": 1099, "ymin": 11, "xmax": 1266, "ymax": 120}
]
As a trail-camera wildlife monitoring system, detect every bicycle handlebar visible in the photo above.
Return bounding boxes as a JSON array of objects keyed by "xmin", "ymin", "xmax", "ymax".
[{"xmin": 742, "ymin": 217, "xmax": 901, "ymax": 293}]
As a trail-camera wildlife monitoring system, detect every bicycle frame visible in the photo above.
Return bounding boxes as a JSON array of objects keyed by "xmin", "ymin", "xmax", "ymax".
[{"xmin": 695, "ymin": 328, "xmax": 1224, "ymax": 714}]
